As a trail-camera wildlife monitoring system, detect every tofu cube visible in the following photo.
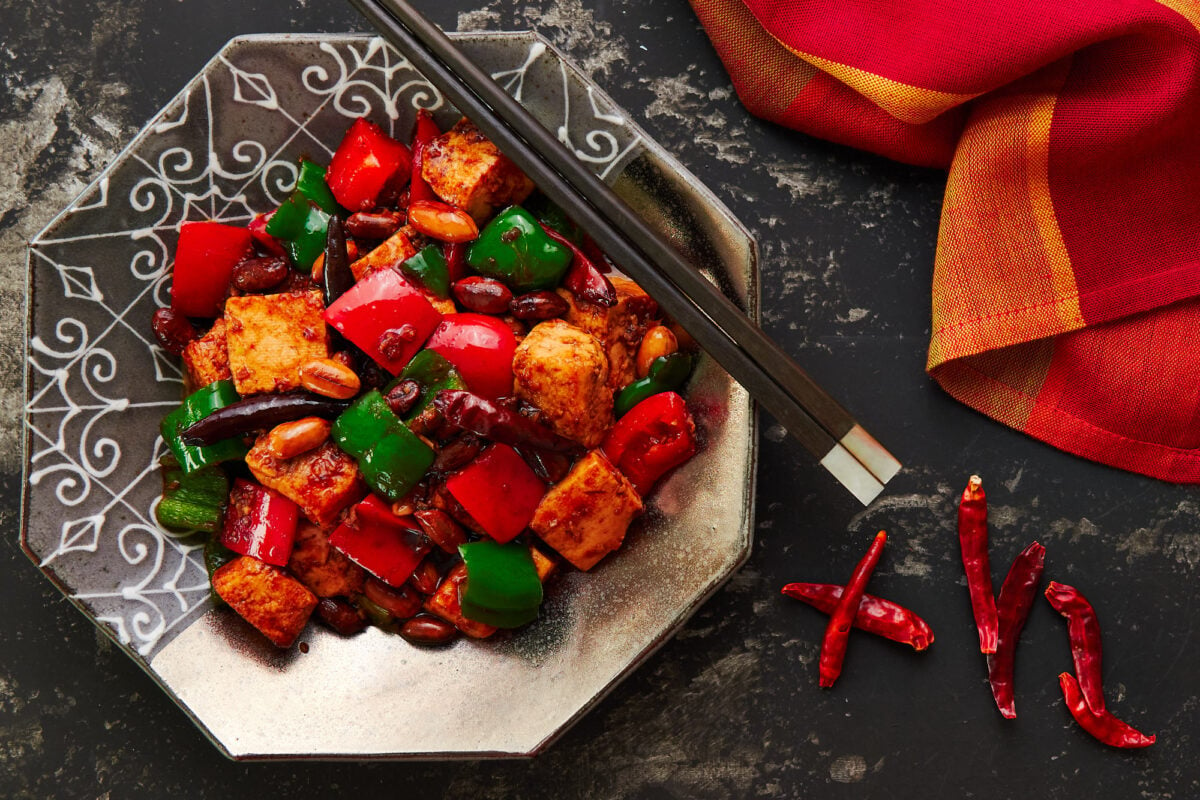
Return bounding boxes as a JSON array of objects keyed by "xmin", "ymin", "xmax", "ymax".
[
  {"xmin": 512, "ymin": 319, "xmax": 613, "ymax": 448},
  {"xmin": 246, "ymin": 438, "xmax": 367, "ymax": 528},
  {"xmin": 223, "ymin": 290, "xmax": 330, "ymax": 394},
  {"xmin": 561, "ymin": 276, "xmax": 660, "ymax": 390},
  {"xmin": 350, "ymin": 227, "xmax": 418, "ymax": 281},
  {"xmin": 182, "ymin": 318, "xmax": 232, "ymax": 391},
  {"xmin": 287, "ymin": 519, "xmax": 366, "ymax": 597},
  {"xmin": 212, "ymin": 556, "xmax": 318, "ymax": 648},
  {"xmin": 530, "ymin": 451, "xmax": 643, "ymax": 571},
  {"xmin": 423, "ymin": 562, "xmax": 497, "ymax": 639},
  {"xmin": 421, "ymin": 118, "xmax": 535, "ymax": 222}
]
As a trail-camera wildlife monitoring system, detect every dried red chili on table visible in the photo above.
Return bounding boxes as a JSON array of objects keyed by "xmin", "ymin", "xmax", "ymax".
[
  {"xmin": 1058, "ymin": 672, "xmax": 1155, "ymax": 748},
  {"xmin": 781, "ymin": 582, "xmax": 933, "ymax": 651},
  {"xmin": 986, "ymin": 541, "xmax": 1045, "ymax": 719},
  {"xmin": 819, "ymin": 531, "xmax": 887, "ymax": 688},
  {"xmin": 957, "ymin": 475, "xmax": 998, "ymax": 653},
  {"xmin": 1044, "ymin": 580, "xmax": 1107, "ymax": 713},
  {"xmin": 1045, "ymin": 581, "xmax": 1155, "ymax": 747}
]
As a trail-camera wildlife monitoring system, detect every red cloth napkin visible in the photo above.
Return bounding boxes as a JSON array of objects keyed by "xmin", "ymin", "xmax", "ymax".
[{"xmin": 690, "ymin": 0, "xmax": 1200, "ymax": 481}]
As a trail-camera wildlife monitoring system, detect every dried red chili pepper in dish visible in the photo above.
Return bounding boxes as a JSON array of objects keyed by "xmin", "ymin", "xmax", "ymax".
[
  {"xmin": 1058, "ymin": 673, "xmax": 1155, "ymax": 748},
  {"xmin": 957, "ymin": 475, "xmax": 998, "ymax": 653},
  {"xmin": 819, "ymin": 531, "xmax": 887, "ymax": 688},
  {"xmin": 781, "ymin": 582, "xmax": 933, "ymax": 651},
  {"xmin": 986, "ymin": 541, "xmax": 1045, "ymax": 719}
]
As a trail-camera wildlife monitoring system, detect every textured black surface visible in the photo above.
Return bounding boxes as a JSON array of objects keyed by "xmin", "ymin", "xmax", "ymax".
[{"xmin": 3, "ymin": 1, "xmax": 1197, "ymax": 798}]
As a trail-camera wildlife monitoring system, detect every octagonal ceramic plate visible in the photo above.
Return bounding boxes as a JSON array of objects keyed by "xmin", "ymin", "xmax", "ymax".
[{"xmin": 22, "ymin": 32, "xmax": 757, "ymax": 759}]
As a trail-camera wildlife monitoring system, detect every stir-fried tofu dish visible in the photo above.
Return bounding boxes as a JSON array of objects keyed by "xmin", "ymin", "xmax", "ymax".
[{"xmin": 151, "ymin": 114, "xmax": 700, "ymax": 648}]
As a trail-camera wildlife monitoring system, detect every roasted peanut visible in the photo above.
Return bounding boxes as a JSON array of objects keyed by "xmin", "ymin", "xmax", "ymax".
[
  {"xmin": 310, "ymin": 252, "xmax": 325, "ymax": 283},
  {"xmin": 635, "ymin": 325, "xmax": 679, "ymax": 378},
  {"xmin": 407, "ymin": 200, "xmax": 479, "ymax": 242},
  {"xmin": 299, "ymin": 357, "xmax": 361, "ymax": 399},
  {"xmin": 265, "ymin": 417, "xmax": 331, "ymax": 460}
]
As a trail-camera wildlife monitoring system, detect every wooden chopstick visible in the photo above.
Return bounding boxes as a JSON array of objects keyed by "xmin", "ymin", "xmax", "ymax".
[{"xmin": 346, "ymin": 0, "xmax": 901, "ymax": 504}]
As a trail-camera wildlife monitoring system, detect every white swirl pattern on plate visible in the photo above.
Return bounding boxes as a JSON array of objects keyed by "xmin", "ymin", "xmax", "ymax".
[{"xmin": 23, "ymin": 34, "xmax": 644, "ymax": 659}]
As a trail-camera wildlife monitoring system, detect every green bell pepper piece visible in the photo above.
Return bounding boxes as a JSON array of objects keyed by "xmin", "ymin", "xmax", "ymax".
[
  {"xmin": 265, "ymin": 193, "xmax": 331, "ymax": 272},
  {"xmin": 332, "ymin": 390, "xmax": 436, "ymax": 501},
  {"xmin": 295, "ymin": 159, "xmax": 340, "ymax": 215},
  {"xmin": 465, "ymin": 206, "xmax": 572, "ymax": 291},
  {"xmin": 458, "ymin": 540, "xmax": 543, "ymax": 628},
  {"xmin": 360, "ymin": 432, "xmax": 436, "ymax": 501},
  {"xmin": 391, "ymin": 350, "xmax": 467, "ymax": 422},
  {"xmin": 160, "ymin": 380, "xmax": 249, "ymax": 473},
  {"xmin": 155, "ymin": 460, "xmax": 229, "ymax": 533},
  {"xmin": 399, "ymin": 244, "xmax": 451, "ymax": 300},
  {"xmin": 332, "ymin": 388, "xmax": 397, "ymax": 455},
  {"xmin": 613, "ymin": 353, "xmax": 694, "ymax": 418}
]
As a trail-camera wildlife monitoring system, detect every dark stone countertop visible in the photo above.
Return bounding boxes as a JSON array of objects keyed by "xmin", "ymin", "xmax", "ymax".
[{"xmin": 2, "ymin": 1, "xmax": 1195, "ymax": 798}]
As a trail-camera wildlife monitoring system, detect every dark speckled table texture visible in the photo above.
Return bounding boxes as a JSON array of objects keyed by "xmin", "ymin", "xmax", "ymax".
[{"xmin": 3, "ymin": 1, "xmax": 1197, "ymax": 798}]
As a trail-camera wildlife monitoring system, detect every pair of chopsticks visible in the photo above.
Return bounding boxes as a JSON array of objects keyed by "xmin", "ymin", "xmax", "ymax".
[{"xmin": 346, "ymin": 0, "xmax": 902, "ymax": 505}]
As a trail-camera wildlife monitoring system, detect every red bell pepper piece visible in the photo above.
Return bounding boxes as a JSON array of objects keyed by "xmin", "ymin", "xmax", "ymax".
[
  {"xmin": 323, "ymin": 267, "xmax": 443, "ymax": 374},
  {"xmin": 326, "ymin": 117, "xmax": 411, "ymax": 212},
  {"xmin": 408, "ymin": 109, "xmax": 441, "ymax": 207},
  {"xmin": 170, "ymin": 221, "xmax": 253, "ymax": 318},
  {"xmin": 219, "ymin": 478, "xmax": 300, "ymax": 567},
  {"xmin": 424, "ymin": 313, "xmax": 517, "ymax": 399},
  {"xmin": 329, "ymin": 494, "xmax": 431, "ymax": 587},
  {"xmin": 248, "ymin": 211, "xmax": 287, "ymax": 256},
  {"xmin": 445, "ymin": 443, "xmax": 545, "ymax": 543},
  {"xmin": 600, "ymin": 391, "xmax": 697, "ymax": 496}
]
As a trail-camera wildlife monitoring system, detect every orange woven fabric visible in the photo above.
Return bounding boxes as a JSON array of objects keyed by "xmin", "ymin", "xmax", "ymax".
[{"xmin": 691, "ymin": 0, "xmax": 1200, "ymax": 481}]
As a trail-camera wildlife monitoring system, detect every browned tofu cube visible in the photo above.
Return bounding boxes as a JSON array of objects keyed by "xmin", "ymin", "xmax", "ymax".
[
  {"xmin": 287, "ymin": 519, "xmax": 366, "ymax": 597},
  {"xmin": 223, "ymin": 290, "xmax": 330, "ymax": 394},
  {"xmin": 212, "ymin": 556, "xmax": 318, "ymax": 648},
  {"xmin": 561, "ymin": 277, "xmax": 660, "ymax": 389},
  {"xmin": 421, "ymin": 118, "xmax": 535, "ymax": 222},
  {"xmin": 512, "ymin": 319, "xmax": 613, "ymax": 448},
  {"xmin": 349, "ymin": 227, "xmax": 418, "ymax": 281},
  {"xmin": 423, "ymin": 562, "xmax": 496, "ymax": 639},
  {"xmin": 246, "ymin": 439, "xmax": 367, "ymax": 528},
  {"xmin": 182, "ymin": 318, "xmax": 232, "ymax": 391},
  {"xmin": 530, "ymin": 451, "xmax": 643, "ymax": 571}
]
